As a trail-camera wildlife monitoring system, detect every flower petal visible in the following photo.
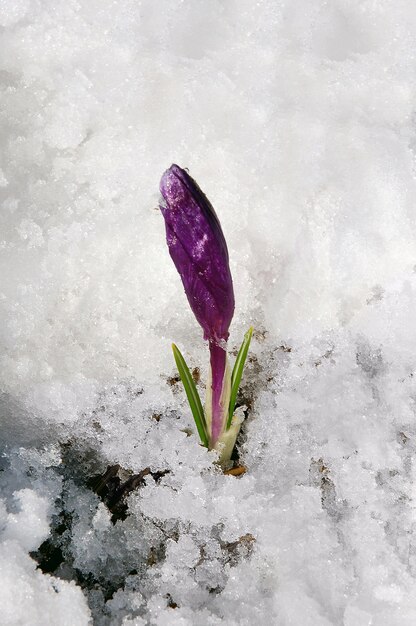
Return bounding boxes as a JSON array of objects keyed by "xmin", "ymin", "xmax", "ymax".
[{"xmin": 160, "ymin": 164, "xmax": 234, "ymax": 342}]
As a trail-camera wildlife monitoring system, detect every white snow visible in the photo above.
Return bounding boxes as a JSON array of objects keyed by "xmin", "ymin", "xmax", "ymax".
[{"xmin": 1, "ymin": 0, "xmax": 416, "ymax": 624}]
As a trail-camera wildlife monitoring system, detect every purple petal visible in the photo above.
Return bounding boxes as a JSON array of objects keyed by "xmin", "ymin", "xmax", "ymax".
[{"xmin": 159, "ymin": 164, "xmax": 234, "ymax": 342}]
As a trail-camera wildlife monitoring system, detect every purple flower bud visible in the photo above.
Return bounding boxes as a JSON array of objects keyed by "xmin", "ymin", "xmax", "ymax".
[
  {"xmin": 159, "ymin": 164, "xmax": 234, "ymax": 344},
  {"xmin": 160, "ymin": 164, "xmax": 235, "ymax": 446}
]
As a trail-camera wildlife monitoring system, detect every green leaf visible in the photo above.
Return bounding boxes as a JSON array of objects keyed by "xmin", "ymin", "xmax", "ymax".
[
  {"xmin": 227, "ymin": 327, "xmax": 254, "ymax": 430},
  {"xmin": 172, "ymin": 344, "xmax": 208, "ymax": 447}
]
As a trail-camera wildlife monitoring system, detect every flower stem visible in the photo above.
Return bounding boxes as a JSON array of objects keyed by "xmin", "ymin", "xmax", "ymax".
[{"xmin": 208, "ymin": 340, "xmax": 230, "ymax": 446}]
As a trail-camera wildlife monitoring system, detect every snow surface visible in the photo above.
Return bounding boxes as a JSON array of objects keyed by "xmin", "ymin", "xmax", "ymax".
[{"xmin": 1, "ymin": 0, "xmax": 416, "ymax": 624}]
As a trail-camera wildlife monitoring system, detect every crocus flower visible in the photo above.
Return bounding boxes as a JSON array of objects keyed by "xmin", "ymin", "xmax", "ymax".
[
  {"xmin": 160, "ymin": 164, "xmax": 234, "ymax": 447},
  {"xmin": 159, "ymin": 164, "xmax": 235, "ymax": 344}
]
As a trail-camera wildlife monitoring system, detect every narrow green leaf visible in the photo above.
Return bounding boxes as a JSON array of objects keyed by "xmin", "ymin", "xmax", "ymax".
[
  {"xmin": 172, "ymin": 344, "xmax": 208, "ymax": 447},
  {"xmin": 227, "ymin": 327, "xmax": 254, "ymax": 430}
]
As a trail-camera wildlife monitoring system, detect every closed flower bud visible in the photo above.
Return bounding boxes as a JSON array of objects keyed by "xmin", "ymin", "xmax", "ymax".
[{"xmin": 160, "ymin": 164, "xmax": 235, "ymax": 446}]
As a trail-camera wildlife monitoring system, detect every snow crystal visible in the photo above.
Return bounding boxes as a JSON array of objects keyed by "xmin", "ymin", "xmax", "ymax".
[{"xmin": 1, "ymin": 0, "xmax": 416, "ymax": 624}]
